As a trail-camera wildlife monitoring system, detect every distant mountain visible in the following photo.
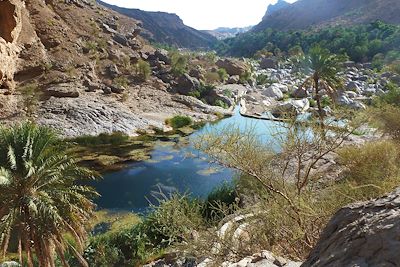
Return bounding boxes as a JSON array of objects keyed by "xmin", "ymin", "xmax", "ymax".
[
  {"xmin": 262, "ymin": 0, "xmax": 290, "ymax": 20},
  {"xmin": 204, "ymin": 26, "xmax": 252, "ymax": 40},
  {"xmin": 98, "ymin": 1, "xmax": 217, "ymax": 49},
  {"xmin": 253, "ymin": 0, "xmax": 400, "ymax": 32}
]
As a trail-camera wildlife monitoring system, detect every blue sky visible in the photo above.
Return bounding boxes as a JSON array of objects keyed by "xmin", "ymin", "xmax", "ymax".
[{"xmin": 102, "ymin": 0, "xmax": 297, "ymax": 30}]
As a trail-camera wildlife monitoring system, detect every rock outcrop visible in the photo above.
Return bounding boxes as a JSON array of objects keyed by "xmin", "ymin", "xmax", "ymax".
[
  {"xmin": 216, "ymin": 59, "xmax": 249, "ymax": 76},
  {"xmin": 302, "ymin": 188, "xmax": 400, "ymax": 267},
  {"xmin": 0, "ymin": 0, "xmax": 22, "ymax": 90}
]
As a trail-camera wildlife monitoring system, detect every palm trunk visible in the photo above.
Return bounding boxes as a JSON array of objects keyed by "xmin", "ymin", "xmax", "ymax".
[{"xmin": 314, "ymin": 77, "xmax": 324, "ymax": 128}]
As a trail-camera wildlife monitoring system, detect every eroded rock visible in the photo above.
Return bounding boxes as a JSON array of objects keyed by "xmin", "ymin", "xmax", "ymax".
[{"xmin": 302, "ymin": 188, "xmax": 400, "ymax": 267}]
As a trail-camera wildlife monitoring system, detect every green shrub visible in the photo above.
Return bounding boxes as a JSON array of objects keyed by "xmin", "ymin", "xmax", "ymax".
[
  {"xmin": 170, "ymin": 51, "xmax": 188, "ymax": 76},
  {"xmin": 256, "ymin": 74, "xmax": 270, "ymax": 85},
  {"xmin": 72, "ymin": 132, "xmax": 130, "ymax": 146},
  {"xmin": 374, "ymin": 83, "xmax": 400, "ymax": 106},
  {"xmin": 321, "ymin": 96, "xmax": 332, "ymax": 107},
  {"xmin": 309, "ymin": 98, "xmax": 316, "ymax": 107},
  {"xmin": 135, "ymin": 59, "xmax": 151, "ymax": 81},
  {"xmin": 202, "ymin": 182, "xmax": 238, "ymax": 223},
  {"xmin": 85, "ymin": 194, "xmax": 205, "ymax": 266},
  {"xmin": 217, "ymin": 68, "xmax": 229, "ymax": 82},
  {"xmin": 114, "ymin": 76, "xmax": 129, "ymax": 88},
  {"xmin": 19, "ymin": 83, "xmax": 42, "ymax": 118},
  {"xmin": 166, "ymin": 115, "xmax": 193, "ymax": 129},
  {"xmin": 239, "ymin": 70, "xmax": 252, "ymax": 83}
]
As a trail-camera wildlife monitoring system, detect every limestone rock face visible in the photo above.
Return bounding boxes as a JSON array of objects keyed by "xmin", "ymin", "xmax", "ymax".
[
  {"xmin": 37, "ymin": 97, "xmax": 162, "ymax": 137},
  {"xmin": 302, "ymin": 188, "xmax": 400, "ymax": 267},
  {"xmin": 0, "ymin": 0, "xmax": 22, "ymax": 90}
]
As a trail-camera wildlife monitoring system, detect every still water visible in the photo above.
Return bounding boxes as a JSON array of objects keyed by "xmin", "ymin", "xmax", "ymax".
[{"xmin": 95, "ymin": 108, "xmax": 283, "ymax": 212}]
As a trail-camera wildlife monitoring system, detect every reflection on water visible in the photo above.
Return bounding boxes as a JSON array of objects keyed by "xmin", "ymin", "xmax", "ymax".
[{"xmin": 95, "ymin": 107, "xmax": 284, "ymax": 212}]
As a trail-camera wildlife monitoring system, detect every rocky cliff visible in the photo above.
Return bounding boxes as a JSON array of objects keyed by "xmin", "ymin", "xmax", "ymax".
[
  {"xmin": 253, "ymin": 0, "xmax": 400, "ymax": 32},
  {"xmin": 97, "ymin": 0, "xmax": 217, "ymax": 49},
  {"xmin": 261, "ymin": 0, "xmax": 290, "ymax": 20},
  {"xmin": 0, "ymin": 0, "xmax": 228, "ymax": 137}
]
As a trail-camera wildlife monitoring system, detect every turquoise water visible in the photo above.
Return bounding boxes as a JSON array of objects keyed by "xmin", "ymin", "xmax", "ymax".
[{"xmin": 95, "ymin": 108, "xmax": 284, "ymax": 212}]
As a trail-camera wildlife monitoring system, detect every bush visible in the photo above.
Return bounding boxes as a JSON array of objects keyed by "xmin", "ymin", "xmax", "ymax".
[
  {"xmin": 371, "ymin": 105, "xmax": 400, "ymax": 141},
  {"xmin": 114, "ymin": 76, "xmax": 129, "ymax": 88},
  {"xmin": 202, "ymin": 182, "xmax": 238, "ymax": 223},
  {"xmin": 338, "ymin": 140, "xmax": 400, "ymax": 184},
  {"xmin": 217, "ymin": 68, "xmax": 229, "ymax": 82},
  {"xmin": 170, "ymin": 51, "xmax": 188, "ymax": 76},
  {"xmin": 375, "ymin": 83, "xmax": 400, "ymax": 106},
  {"xmin": 204, "ymin": 71, "xmax": 221, "ymax": 84},
  {"xmin": 166, "ymin": 115, "xmax": 193, "ymax": 129},
  {"xmin": 256, "ymin": 74, "xmax": 270, "ymax": 86},
  {"xmin": 72, "ymin": 132, "xmax": 130, "ymax": 146},
  {"xmin": 85, "ymin": 194, "xmax": 205, "ymax": 266},
  {"xmin": 135, "ymin": 59, "xmax": 151, "ymax": 81}
]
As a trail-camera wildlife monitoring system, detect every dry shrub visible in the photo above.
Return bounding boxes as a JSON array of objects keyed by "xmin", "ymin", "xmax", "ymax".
[{"xmin": 372, "ymin": 105, "xmax": 400, "ymax": 141}]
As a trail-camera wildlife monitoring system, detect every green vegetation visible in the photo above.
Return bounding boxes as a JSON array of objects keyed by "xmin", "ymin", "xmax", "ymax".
[
  {"xmin": 215, "ymin": 21, "xmax": 400, "ymax": 63},
  {"xmin": 301, "ymin": 45, "xmax": 345, "ymax": 122},
  {"xmin": 170, "ymin": 51, "xmax": 189, "ymax": 76},
  {"xmin": 135, "ymin": 59, "xmax": 151, "ymax": 81},
  {"xmin": 0, "ymin": 122, "xmax": 97, "ymax": 266},
  {"xmin": 217, "ymin": 68, "xmax": 229, "ymax": 82},
  {"xmin": 113, "ymin": 76, "xmax": 129, "ymax": 88},
  {"xmin": 165, "ymin": 115, "xmax": 193, "ymax": 129},
  {"xmin": 19, "ymin": 83, "xmax": 42, "ymax": 119},
  {"xmin": 72, "ymin": 132, "xmax": 130, "ymax": 146}
]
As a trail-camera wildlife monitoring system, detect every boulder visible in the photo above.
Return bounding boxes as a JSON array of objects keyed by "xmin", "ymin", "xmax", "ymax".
[
  {"xmin": 336, "ymin": 94, "xmax": 352, "ymax": 106},
  {"xmin": 45, "ymin": 83, "xmax": 80, "ymax": 98},
  {"xmin": 344, "ymin": 91, "xmax": 358, "ymax": 99},
  {"xmin": 272, "ymin": 99, "xmax": 309, "ymax": 117},
  {"xmin": 292, "ymin": 88, "xmax": 309, "ymax": 98},
  {"xmin": 189, "ymin": 67, "xmax": 205, "ymax": 81},
  {"xmin": 175, "ymin": 73, "xmax": 200, "ymax": 95},
  {"xmin": 362, "ymin": 87, "xmax": 376, "ymax": 97},
  {"xmin": 302, "ymin": 187, "xmax": 400, "ymax": 267},
  {"xmin": 154, "ymin": 49, "xmax": 171, "ymax": 65},
  {"xmin": 110, "ymin": 85, "xmax": 125, "ymax": 94},
  {"xmin": 342, "ymin": 61, "xmax": 356, "ymax": 68},
  {"xmin": 216, "ymin": 58, "xmax": 248, "ymax": 76},
  {"xmin": 262, "ymin": 84, "xmax": 284, "ymax": 100},
  {"xmin": 112, "ymin": 33, "xmax": 128, "ymax": 46},
  {"xmin": 345, "ymin": 81, "xmax": 361, "ymax": 93},
  {"xmin": 0, "ymin": 262, "xmax": 20, "ymax": 267},
  {"xmin": 227, "ymin": 75, "xmax": 240, "ymax": 84},
  {"xmin": 105, "ymin": 64, "xmax": 119, "ymax": 79},
  {"xmin": 260, "ymin": 57, "xmax": 278, "ymax": 69}
]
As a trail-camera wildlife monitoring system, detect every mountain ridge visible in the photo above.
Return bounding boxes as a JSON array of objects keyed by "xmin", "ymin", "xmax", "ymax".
[
  {"xmin": 253, "ymin": 0, "xmax": 400, "ymax": 32},
  {"xmin": 98, "ymin": 0, "xmax": 217, "ymax": 49}
]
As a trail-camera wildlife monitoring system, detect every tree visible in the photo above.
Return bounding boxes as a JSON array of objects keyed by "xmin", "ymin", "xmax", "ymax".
[
  {"xmin": 0, "ymin": 122, "xmax": 98, "ymax": 267},
  {"xmin": 301, "ymin": 45, "xmax": 345, "ymax": 124}
]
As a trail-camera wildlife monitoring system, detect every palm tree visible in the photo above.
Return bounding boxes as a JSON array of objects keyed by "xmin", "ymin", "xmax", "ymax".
[
  {"xmin": 0, "ymin": 122, "xmax": 98, "ymax": 267},
  {"xmin": 301, "ymin": 45, "xmax": 345, "ymax": 124}
]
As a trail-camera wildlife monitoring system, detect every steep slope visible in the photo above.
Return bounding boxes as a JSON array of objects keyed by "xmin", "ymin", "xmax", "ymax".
[
  {"xmin": 98, "ymin": 0, "xmax": 217, "ymax": 49},
  {"xmin": 253, "ymin": 0, "xmax": 400, "ymax": 32},
  {"xmin": 0, "ymin": 0, "xmax": 227, "ymax": 137}
]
